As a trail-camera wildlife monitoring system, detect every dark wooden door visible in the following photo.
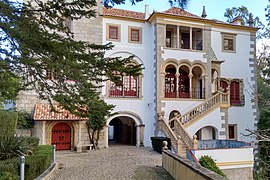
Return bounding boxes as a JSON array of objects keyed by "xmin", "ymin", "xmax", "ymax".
[{"xmin": 51, "ymin": 122, "xmax": 71, "ymax": 150}]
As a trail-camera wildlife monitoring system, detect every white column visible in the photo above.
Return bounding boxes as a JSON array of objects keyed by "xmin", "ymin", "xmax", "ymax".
[
  {"xmin": 176, "ymin": 26, "xmax": 180, "ymax": 49},
  {"xmin": 104, "ymin": 125, "xmax": 109, "ymax": 148},
  {"xmin": 136, "ymin": 126, "xmax": 140, "ymax": 147},
  {"xmin": 176, "ymin": 74, "xmax": 179, "ymax": 98},
  {"xmin": 189, "ymin": 74, "xmax": 193, "ymax": 98},
  {"xmin": 190, "ymin": 27, "xmax": 193, "ymax": 50},
  {"xmin": 42, "ymin": 121, "xmax": 46, "ymax": 145}
]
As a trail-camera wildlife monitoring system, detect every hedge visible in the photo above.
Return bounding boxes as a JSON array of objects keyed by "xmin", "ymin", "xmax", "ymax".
[
  {"xmin": 199, "ymin": 155, "xmax": 226, "ymax": 177},
  {"xmin": 150, "ymin": 137, "xmax": 171, "ymax": 153},
  {"xmin": 0, "ymin": 145, "xmax": 53, "ymax": 180},
  {"xmin": 0, "ymin": 110, "xmax": 18, "ymax": 137}
]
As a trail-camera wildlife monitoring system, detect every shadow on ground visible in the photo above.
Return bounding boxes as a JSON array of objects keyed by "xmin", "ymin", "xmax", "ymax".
[{"xmin": 133, "ymin": 166, "xmax": 174, "ymax": 180}]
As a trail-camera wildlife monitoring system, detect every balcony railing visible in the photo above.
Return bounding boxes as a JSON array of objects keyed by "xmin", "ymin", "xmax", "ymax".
[
  {"xmin": 109, "ymin": 89, "xmax": 139, "ymax": 98},
  {"xmin": 198, "ymin": 140, "xmax": 251, "ymax": 149},
  {"xmin": 165, "ymin": 89, "xmax": 205, "ymax": 99}
]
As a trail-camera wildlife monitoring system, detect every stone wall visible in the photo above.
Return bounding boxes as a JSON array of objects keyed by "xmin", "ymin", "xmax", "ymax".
[{"xmin": 222, "ymin": 167, "xmax": 253, "ymax": 180}]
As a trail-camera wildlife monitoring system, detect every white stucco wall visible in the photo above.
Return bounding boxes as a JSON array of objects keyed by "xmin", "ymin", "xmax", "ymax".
[
  {"xmin": 102, "ymin": 18, "xmax": 155, "ymax": 146},
  {"xmin": 211, "ymin": 27, "xmax": 256, "ymax": 143}
]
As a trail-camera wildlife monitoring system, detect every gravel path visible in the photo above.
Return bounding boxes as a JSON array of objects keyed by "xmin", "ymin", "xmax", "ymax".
[{"xmin": 50, "ymin": 145, "xmax": 173, "ymax": 180}]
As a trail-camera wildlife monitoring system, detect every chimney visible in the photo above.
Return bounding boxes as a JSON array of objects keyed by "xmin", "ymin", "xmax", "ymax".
[
  {"xmin": 201, "ymin": 6, "xmax": 207, "ymax": 18},
  {"xmin": 231, "ymin": 16, "xmax": 242, "ymax": 25},
  {"xmin": 145, "ymin": 4, "xmax": 149, "ymax": 19}
]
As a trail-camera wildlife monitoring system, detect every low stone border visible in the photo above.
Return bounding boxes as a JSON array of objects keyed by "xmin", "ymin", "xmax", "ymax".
[{"xmin": 35, "ymin": 163, "xmax": 57, "ymax": 180}]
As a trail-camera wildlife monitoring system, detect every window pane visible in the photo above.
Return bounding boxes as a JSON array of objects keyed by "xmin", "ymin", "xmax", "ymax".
[
  {"xmin": 131, "ymin": 29, "xmax": 139, "ymax": 42},
  {"xmin": 109, "ymin": 26, "xmax": 118, "ymax": 39},
  {"xmin": 224, "ymin": 38, "xmax": 234, "ymax": 51}
]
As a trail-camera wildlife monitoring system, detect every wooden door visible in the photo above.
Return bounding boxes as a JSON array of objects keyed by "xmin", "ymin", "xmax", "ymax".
[{"xmin": 51, "ymin": 122, "xmax": 71, "ymax": 150}]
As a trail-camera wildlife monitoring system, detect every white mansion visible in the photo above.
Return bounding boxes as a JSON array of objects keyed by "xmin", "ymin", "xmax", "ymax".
[{"xmin": 16, "ymin": 2, "xmax": 257, "ymax": 178}]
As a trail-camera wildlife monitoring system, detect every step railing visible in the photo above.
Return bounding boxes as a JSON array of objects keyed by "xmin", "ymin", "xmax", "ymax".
[
  {"xmin": 169, "ymin": 92, "xmax": 229, "ymax": 126},
  {"xmin": 174, "ymin": 119, "xmax": 193, "ymax": 148}
]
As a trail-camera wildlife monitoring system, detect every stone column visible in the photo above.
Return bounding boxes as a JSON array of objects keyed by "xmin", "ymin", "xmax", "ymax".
[
  {"xmin": 189, "ymin": 27, "xmax": 193, "ymax": 50},
  {"xmin": 77, "ymin": 121, "xmax": 83, "ymax": 153},
  {"xmin": 42, "ymin": 121, "xmax": 46, "ymax": 145},
  {"xmin": 176, "ymin": 26, "xmax": 180, "ymax": 49},
  {"xmin": 136, "ymin": 126, "xmax": 140, "ymax": 147},
  {"xmin": 189, "ymin": 74, "xmax": 193, "ymax": 98},
  {"xmin": 140, "ymin": 125, "xmax": 145, "ymax": 146},
  {"xmin": 201, "ymin": 75, "xmax": 205, "ymax": 98},
  {"xmin": 176, "ymin": 73, "xmax": 180, "ymax": 98},
  {"xmin": 104, "ymin": 125, "xmax": 109, "ymax": 148}
]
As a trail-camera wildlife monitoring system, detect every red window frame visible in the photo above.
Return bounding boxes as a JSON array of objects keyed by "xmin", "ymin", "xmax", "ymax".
[
  {"xmin": 230, "ymin": 81, "xmax": 240, "ymax": 105},
  {"xmin": 109, "ymin": 75, "xmax": 138, "ymax": 98},
  {"xmin": 46, "ymin": 69, "xmax": 58, "ymax": 80},
  {"xmin": 228, "ymin": 125, "xmax": 236, "ymax": 139},
  {"xmin": 131, "ymin": 29, "xmax": 140, "ymax": 42},
  {"xmin": 109, "ymin": 26, "xmax": 118, "ymax": 39}
]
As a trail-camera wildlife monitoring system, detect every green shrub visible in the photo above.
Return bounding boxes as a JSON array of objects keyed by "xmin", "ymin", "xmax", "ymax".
[
  {"xmin": 0, "ymin": 145, "xmax": 52, "ymax": 180},
  {"xmin": 199, "ymin": 155, "xmax": 226, "ymax": 177},
  {"xmin": 150, "ymin": 137, "xmax": 171, "ymax": 153},
  {"xmin": 16, "ymin": 111, "xmax": 34, "ymax": 129},
  {"xmin": 0, "ymin": 136, "xmax": 38, "ymax": 160},
  {"xmin": 0, "ymin": 110, "xmax": 18, "ymax": 137}
]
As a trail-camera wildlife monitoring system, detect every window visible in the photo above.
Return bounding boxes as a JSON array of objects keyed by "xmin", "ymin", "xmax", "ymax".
[
  {"xmin": 222, "ymin": 33, "xmax": 236, "ymax": 52},
  {"xmin": 230, "ymin": 81, "xmax": 240, "ymax": 105},
  {"xmin": 166, "ymin": 31, "xmax": 172, "ymax": 47},
  {"xmin": 109, "ymin": 26, "xmax": 118, "ymax": 39},
  {"xmin": 106, "ymin": 24, "xmax": 121, "ymax": 41},
  {"xmin": 109, "ymin": 73, "xmax": 139, "ymax": 98},
  {"xmin": 165, "ymin": 65, "xmax": 177, "ymax": 98},
  {"xmin": 228, "ymin": 124, "xmax": 237, "ymax": 139},
  {"xmin": 46, "ymin": 69, "xmax": 58, "ymax": 80},
  {"xmin": 128, "ymin": 27, "xmax": 142, "ymax": 44}
]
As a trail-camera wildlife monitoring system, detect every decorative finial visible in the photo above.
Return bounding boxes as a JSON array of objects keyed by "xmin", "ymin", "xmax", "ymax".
[
  {"xmin": 201, "ymin": 6, "xmax": 207, "ymax": 18},
  {"xmin": 248, "ymin": 13, "xmax": 254, "ymax": 27}
]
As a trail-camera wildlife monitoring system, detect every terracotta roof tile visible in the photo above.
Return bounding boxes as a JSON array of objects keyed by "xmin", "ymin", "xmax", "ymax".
[
  {"xmin": 162, "ymin": 7, "xmax": 202, "ymax": 18},
  {"xmin": 103, "ymin": 7, "xmax": 145, "ymax": 20},
  {"xmin": 33, "ymin": 104, "xmax": 88, "ymax": 121}
]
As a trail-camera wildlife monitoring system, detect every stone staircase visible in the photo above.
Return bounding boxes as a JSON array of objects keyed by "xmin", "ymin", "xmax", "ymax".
[{"xmin": 158, "ymin": 91, "xmax": 230, "ymax": 157}]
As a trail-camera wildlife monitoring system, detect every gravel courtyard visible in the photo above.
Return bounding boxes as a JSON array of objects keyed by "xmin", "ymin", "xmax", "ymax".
[{"xmin": 50, "ymin": 145, "xmax": 173, "ymax": 180}]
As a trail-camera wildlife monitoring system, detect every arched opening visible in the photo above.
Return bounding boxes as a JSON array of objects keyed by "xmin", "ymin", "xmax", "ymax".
[
  {"xmin": 211, "ymin": 69, "xmax": 218, "ymax": 93},
  {"xmin": 51, "ymin": 122, "xmax": 71, "ymax": 150},
  {"xmin": 169, "ymin": 110, "xmax": 181, "ymax": 129},
  {"xmin": 179, "ymin": 65, "xmax": 190, "ymax": 98},
  {"xmin": 192, "ymin": 66, "xmax": 204, "ymax": 99},
  {"xmin": 165, "ymin": 65, "xmax": 177, "ymax": 98},
  {"xmin": 108, "ymin": 116, "xmax": 137, "ymax": 146},
  {"xmin": 220, "ymin": 80, "xmax": 228, "ymax": 93},
  {"xmin": 195, "ymin": 126, "xmax": 217, "ymax": 140}
]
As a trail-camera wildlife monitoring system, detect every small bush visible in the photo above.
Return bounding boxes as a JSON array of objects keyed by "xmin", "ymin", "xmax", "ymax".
[
  {"xmin": 0, "ymin": 136, "xmax": 38, "ymax": 160},
  {"xmin": 16, "ymin": 111, "xmax": 34, "ymax": 129},
  {"xmin": 199, "ymin": 155, "xmax": 226, "ymax": 177},
  {"xmin": 0, "ymin": 145, "xmax": 52, "ymax": 180},
  {"xmin": 150, "ymin": 137, "xmax": 171, "ymax": 153},
  {"xmin": 0, "ymin": 110, "xmax": 18, "ymax": 137}
]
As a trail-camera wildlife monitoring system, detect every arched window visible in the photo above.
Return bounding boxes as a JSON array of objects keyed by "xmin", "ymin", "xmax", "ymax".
[
  {"xmin": 179, "ymin": 66, "xmax": 189, "ymax": 98},
  {"xmin": 109, "ymin": 65, "xmax": 139, "ymax": 98},
  {"xmin": 230, "ymin": 81, "xmax": 240, "ymax": 105},
  {"xmin": 165, "ymin": 65, "xmax": 177, "ymax": 98},
  {"xmin": 220, "ymin": 80, "xmax": 228, "ymax": 93}
]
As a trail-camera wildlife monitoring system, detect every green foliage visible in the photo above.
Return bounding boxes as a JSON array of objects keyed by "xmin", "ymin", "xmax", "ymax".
[
  {"xmin": 0, "ymin": 145, "xmax": 52, "ymax": 180},
  {"xmin": 0, "ymin": 110, "xmax": 17, "ymax": 137},
  {"xmin": 0, "ymin": 136, "xmax": 39, "ymax": 160},
  {"xmin": 150, "ymin": 137, "xmax": 171, "ymax": 153},
  {"xmin": 16, "ymin": 110, "xmax": 33, "ymax": 129},
  {"xmin": 199, "ymin": 156, "xmax": 226, "ymax": 177}
]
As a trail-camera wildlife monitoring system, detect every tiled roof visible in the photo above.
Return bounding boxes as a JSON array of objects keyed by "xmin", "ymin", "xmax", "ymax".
[
  {"xmin": 103, "ymin": 7, "xmax": 145, "ymax": 20},
  {"xmin": 162, "ymin": 7, "xmax": 202, "ymax": 18},
  {"xmin": 33, "ymin": 104, "xmax": 88, "ymax": 121}
]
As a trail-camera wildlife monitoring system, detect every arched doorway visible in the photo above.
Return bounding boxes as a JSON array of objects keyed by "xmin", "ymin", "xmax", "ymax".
[
  {"xmin": 51, "ymin": 122, "xmax": 71, "ymax": 150},
  {"xmin": 195, "ymin": 126, "xmax": 218, "ymax": 140},
  {"xmin": 108, "ymin": 117, "xmax": 136, "ymax": 146}
]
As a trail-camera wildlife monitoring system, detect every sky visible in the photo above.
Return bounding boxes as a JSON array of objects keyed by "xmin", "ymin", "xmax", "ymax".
[{"xmin": 115, "ymin": 0, "xmax": 269, "ymax": 25}]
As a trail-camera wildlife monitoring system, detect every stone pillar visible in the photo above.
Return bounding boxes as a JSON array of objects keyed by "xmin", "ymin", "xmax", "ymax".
[
  {"xmin": 42, "ymin": 121, "xmax": 46, "ymax": 145},
  {"xmin": 201, "ymin": 75, "xmax": 205, "ymax": 98},
  {"xmin": 176, "ymin": 73, "xmax": 180, "ymax": 98},
  {"xmin": 189, "ymin": 27, "xmax": 193, "ymax": 50},
  {"xmin": 176, "ymin": 26, "xmax": 180, "ymax": 49},
  {"xmin": 189, "ymin": 74, "xmax": 193, "ymax": 98},
  {"xmin": 77, "ymin": 121, "xmax": 83, "ymax": 152},
  {"xmin": 140, "ymin": 125, "xmax": 145, "ymax": 146},
  {"xmin": 104, "ymin": 125, "xmax": 109, "ymax": 148},
  {"xmin": 136, "ymin": 126, "xmax": 140, "ymax": 147}
]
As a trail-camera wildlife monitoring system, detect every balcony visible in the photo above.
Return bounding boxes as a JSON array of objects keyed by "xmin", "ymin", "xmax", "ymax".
[{"xmin": 166, "ymin": 25, "xmax": 203, "ymax": 51}]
